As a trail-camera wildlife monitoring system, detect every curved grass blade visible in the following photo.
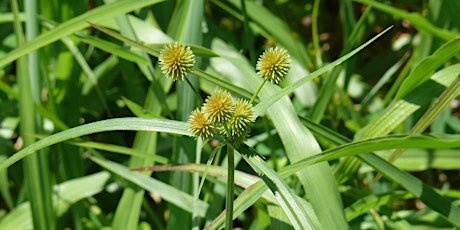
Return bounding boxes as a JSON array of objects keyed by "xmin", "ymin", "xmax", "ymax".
[
  {"xmin": 299, "ymin": 119, "xmax": 460, "ymax": 228},
  {"xmin": 240, "ymin": 146, "xmax": 315, "ymax": 230},
  {"xmin": 395, "ymin": 38, "xmax": 460, "ymax": 100},
  {"xmin": 89, "ymin": 156, "xmax": 218, "ymax": 219},
  {"xmin": 0, "ymin": 118, "xmax": 190, "ymax": 171},
  {"xmin": 253, "ymin": 26, "xmax": 393, "ymax": 117},
  {"xmin": 281, "ymin": 134, "xmax": 460, "ymax": 176},
  {"xmin": 75, "ymin": 34, "xmax": 149, "ymax": 64}
]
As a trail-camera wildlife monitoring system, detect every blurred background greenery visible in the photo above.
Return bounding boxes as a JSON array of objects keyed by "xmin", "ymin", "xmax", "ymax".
[{"xmin": 0, "ymin": 0, "xmax": 459, "ymax": 229}]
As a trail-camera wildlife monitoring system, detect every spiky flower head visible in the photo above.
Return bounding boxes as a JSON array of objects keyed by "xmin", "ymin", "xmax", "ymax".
[
  {"xmin": 188, "ymin": 108, "xmax": 214, "ymax": 139},
  {"xmin": 256, "ymin": 47, "xmax": 290, "ymax": 84},
  {"xmin": 159, "ymin": 42, "xmax": 195, "ymax": 81},
  {"xmin": 203, "ymin": 89, "xmax": 234, "ymax": 124},
  {"xmin": 228, "ymin": 98, "xmax": 254, "ymax": 138}
]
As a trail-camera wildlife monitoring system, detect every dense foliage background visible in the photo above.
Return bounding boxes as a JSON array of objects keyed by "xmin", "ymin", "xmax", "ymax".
[{"xmin": 0, "ymin": 0, "xmax": 459, "ymax": 229}]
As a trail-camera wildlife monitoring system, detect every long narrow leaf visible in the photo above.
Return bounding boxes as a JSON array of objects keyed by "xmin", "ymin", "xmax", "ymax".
[
  {"xmin": 253, "ymin": 26, "xmax": 393, "ymax": 117},
  {"xmin": 240, "ymin": 146, "xmax": 315, "ymax": 230},
  {"xmin": 0, "ymin": 118, "xmax": 190, "ymax": 171}
]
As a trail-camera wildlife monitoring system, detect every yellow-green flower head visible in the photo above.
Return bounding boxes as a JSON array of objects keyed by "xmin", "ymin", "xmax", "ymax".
[
  {"xmin": 228, "ymin": 98, "xmax": 254, "ymax": 137},
  {"xmin": 188, "ymin": 108, "xmax": 213, "ymax": 139},
  {"xmin": 256, "ymin": 47, "xmax": 290, "ymax": 84},
  {"xmin": 203, "ymin": 89, "xmax": 234, "ymax": 124},
  {"xmin": 159, "ymin": 42, "xmax": 195, "ymax": 81}
]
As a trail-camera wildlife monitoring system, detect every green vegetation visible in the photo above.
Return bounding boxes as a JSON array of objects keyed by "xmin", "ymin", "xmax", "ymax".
[{"xmin": 0, "ymin": 0, "xmax": 459, "ymax": 229}]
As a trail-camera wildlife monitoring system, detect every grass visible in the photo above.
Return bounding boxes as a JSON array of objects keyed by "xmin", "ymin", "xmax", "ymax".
[{"xmin": 0, "ymin": 0, "xmax": 459, "ymax": 229}]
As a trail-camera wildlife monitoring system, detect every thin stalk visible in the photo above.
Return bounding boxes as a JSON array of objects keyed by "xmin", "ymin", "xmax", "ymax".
[
  {"xmin": 225, "ymin": 144, "xmax": 235, "ymax": 230},
  {"xmin": 249, "ymin": 79, "xmax": 266, "ymax": 104},
  {"xmin": 15, "ymin": 0, "xmax": 55, "ymax": 229},
  {"xmin": 192, "ymin": 138, "xmax": 203, "ymax": 230},
  {"xmin": 192, "ymin": 141, "xmax": 220, "ymax": 230},
  {"xmin": 185, "ymin": 76, "xmax": 204, "ymax": 103},
  {"xmin": 312, "ymin": 0, "xmax": 322, "ymax": 67}
]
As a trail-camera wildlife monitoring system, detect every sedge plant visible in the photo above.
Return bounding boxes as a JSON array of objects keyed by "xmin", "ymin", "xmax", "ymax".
[{"xmin": 158, "ymin": 42, "xmax": 290, "ymax": 229}]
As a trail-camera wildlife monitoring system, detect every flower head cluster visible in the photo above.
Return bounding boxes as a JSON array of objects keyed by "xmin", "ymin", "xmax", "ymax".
[
  {"xmin": 159, "ymin": 42, "xmax": 195, "ymax": 81},
  {"xmin": 188, "ymin": 89, "xmax": 254, "ymax": 145},
  {"xmin": 256, "ymin": 47, "xmax": 290, "ymax": 84},
  {"xmin": 188, "ymin": 109, "xmax": 213, "ymax": 139},
  {"xmin": 203, "ymin": 89, "xmax": 234, "ymax": 124}
]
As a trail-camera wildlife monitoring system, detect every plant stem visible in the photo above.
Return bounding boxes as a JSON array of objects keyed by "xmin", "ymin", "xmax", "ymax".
[
  {"xmin": 15, "ymin": 0, "xmax": 55, "ymax": 229},
  {"xmin": 225, "ymin": 144, "xmax": 235, "ymax": 230},
  {"xmin": 312, "ymin": 0, "xmax": 322, "ymax": 67},
  {"xmin": 249, "ymin": 79, "xmax": 266, "ymax": 104},
  {"xmin": 185, "ymin": 76, "xmax": 204, "ymax": 103}
]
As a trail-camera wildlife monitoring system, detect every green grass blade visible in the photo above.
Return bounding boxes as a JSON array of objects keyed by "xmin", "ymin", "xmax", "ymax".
[
  {"xmin": 300, "ymin": 120, "xmax": 460, "ymax": 228},
  {"xmin": 14, "ymin": 0, "xmax": 55, "ymax": 229},
  {"xmin": 396, "ymin": 38, "xmax": 460, "ymax": 100},
  {"xmin": 88, "ymin": 22, "xmax": 161, "ymax": 56},
  {"xmin": 240, "ymin": 146, "xmax": 315, "ymax": 230},
  {"xmin": 281, "ymin": 134, "xmax": 460, "ymax": 176},
  {"xmin": 89, "ymin": 156, "xmax": 218, "ymax": 219},
  {"xmin": 253, "ymin": 26, "xmax": 392, "ymax": 117},
  {"xmin": 311, "ymin": 0, "xmax": 322, "ymax": 67},
  {"xmin": 0, "ymin": 118, "xmax": 190, "ymax": 171},
  {"xmin": 391, "ymin": 149, "xmax": 460, "ymax": 171},
  {"xmin": 356, "ymin": 100, "xmax": 420, "ymax": 139},
  {"xmin": 75, "ymin": 34, "xmax": 149, "ymax": 64}
]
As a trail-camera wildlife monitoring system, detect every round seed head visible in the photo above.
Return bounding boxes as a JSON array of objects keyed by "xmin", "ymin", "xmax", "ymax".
[
  {"xmin": 256, "ymin": 47, "xmax": 290, "ymax": 84},
  {"xmin": 159, "ymin": 42, "xmax": 195, "ymax": 81},
  {"xmin": 228, "ymin": 98, "xmax": 254, "ymax": 138},
  {"xmin": 188, "ymin": 108, "xmax": 213, "ymax": 139},
  {"xmin": 203, "ymin": 89, "xmax": 234, "ymax": 124}
]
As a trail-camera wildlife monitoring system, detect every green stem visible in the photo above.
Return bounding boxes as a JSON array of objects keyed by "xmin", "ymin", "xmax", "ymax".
[
  {"xmin": 225, "ymin": 144, "xmax": 235, "ymax": 230},
  {"xmin": 185, "ymin": 76, "xmax": 204, "ymax": 103},
  {"xmin": 15, "ymin": 0, "xmax": 55, "ymax": 229},
  {"xmin": 312, "ymin": 0, "xmax": 322, "ymax": 67},
  {"xmin": 249, "ymin": 79, "xmax": 266, "ymax": 104}
]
